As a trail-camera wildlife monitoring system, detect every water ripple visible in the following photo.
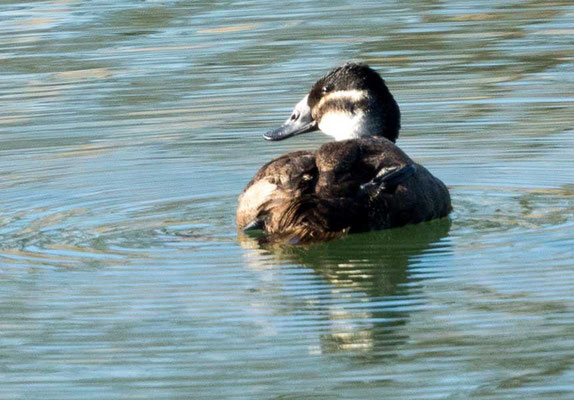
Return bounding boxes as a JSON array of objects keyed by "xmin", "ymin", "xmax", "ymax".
[{"xmin": 1, "ymin": 0, "xmax": 574, "ymax": 398}]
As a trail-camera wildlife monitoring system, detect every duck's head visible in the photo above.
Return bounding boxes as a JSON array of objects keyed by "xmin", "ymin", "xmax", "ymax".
[{"xmin": 264, "ymin": 62, "xmax": 401, "ymax": 143}]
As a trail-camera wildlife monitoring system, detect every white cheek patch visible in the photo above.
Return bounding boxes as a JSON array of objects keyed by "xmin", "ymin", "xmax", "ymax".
[{"xmin": 318, "ymin": 110, "xmax": 368, "ymax": 141}]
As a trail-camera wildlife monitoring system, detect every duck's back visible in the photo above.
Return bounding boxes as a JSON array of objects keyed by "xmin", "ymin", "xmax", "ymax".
[{"xmin": 237, "ymin": 137, "xmax": 451, "ymax": 242}]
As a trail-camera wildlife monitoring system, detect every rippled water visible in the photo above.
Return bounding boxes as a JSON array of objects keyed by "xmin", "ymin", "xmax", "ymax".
[{"xmin": 1, "ymin": 1, "xmax": 573, "ymax": 398}]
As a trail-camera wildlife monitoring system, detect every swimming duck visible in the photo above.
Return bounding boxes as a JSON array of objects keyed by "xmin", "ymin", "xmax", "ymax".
[{"xmin": 237, "ymin": 62, "xmax": 451, "ymax": 243}]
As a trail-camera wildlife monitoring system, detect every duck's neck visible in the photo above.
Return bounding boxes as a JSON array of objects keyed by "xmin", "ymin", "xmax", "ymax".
[{"xmin": 379, "ymin": 93, "xmax": 400, "ymax": 143}]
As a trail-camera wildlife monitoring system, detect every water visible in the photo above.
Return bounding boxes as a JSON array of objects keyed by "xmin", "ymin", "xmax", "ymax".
[{"xmin": 1, "ymin": 0, "xmax": 573, "ymax": 398}]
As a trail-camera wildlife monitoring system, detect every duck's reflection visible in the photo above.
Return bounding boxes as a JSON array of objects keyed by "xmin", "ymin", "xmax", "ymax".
[{"xmin": 239, "ymin": 219, "xmax": 451, "ymax": 358}]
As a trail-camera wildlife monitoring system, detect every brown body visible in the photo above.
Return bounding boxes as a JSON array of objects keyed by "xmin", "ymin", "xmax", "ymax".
[{"xmin": 237, "ymin": 137, "xmax": 451, "ymax": 243}]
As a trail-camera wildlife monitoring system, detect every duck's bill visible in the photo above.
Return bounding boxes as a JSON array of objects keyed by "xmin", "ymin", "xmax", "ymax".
[
  {"xmin": 263, "ymin": 95, "xmax": 318, "ymax": 141},
  {"xmin": 263, "ymin": 120, "xmax": 317, "ymax": 141}
]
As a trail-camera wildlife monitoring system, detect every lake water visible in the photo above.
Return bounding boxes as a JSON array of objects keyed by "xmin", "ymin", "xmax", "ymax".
[{"xmin": 1, "ymin": 1, "xmax": 573, "ymax": 399}]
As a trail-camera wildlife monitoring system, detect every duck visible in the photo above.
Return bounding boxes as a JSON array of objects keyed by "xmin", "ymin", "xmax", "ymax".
[{"xmin": 236, "ymin": 62, "xmax": 451, "ymax": 243}]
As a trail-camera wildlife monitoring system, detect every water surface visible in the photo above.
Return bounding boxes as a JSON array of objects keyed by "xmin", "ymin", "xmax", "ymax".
[{"xmin": 1, "ymin": 0, "xmax": 573, "ymax": 399}]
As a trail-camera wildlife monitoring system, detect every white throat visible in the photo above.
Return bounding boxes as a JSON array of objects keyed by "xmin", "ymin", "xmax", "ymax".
[{"xmin": 318, "ymin": 110, "xmax": 370, "ymax": 141}]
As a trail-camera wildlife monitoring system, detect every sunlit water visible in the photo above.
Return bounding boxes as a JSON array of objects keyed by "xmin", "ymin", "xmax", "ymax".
[{"xmin": 1, "ymin": 1, "xmax": 573, "ymax": 399}]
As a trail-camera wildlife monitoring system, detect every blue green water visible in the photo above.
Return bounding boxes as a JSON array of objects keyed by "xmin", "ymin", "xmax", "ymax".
[{"xmin": 1, "ymin": 1, "xmax": 573, "ymax": 398}]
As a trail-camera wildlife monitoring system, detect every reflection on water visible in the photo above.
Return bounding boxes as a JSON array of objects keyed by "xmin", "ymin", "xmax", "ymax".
[
  {"xmin": 241, "ymin": 220, "xmax": 452, "ymax": 357},
  {"xmin": 1, "ymin": 0, "xmax": 574, "ymax": 398}
]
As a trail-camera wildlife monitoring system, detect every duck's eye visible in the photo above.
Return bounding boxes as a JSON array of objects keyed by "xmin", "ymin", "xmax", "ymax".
[
  {"xmin": 290, "ymin": 110, "xmax": 300, "ymax": 121},
  {"xmin": 322, "ymin": 85, "xmax": 332, "ymax": 95}
]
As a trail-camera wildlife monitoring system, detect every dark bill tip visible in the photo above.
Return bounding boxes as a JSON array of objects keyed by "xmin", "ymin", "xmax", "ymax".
[{"xmin": 263, "ymin": 121, "xmax": 317, "ymax": 141}]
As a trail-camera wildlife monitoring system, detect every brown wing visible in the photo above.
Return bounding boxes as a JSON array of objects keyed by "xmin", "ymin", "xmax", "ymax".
[
  {"xmin": 236, "ymin": 150, "xmax": 316, "ymax": 230},
  {"xmin": 314, "ymin": 137, "xmax": 413, "ymax": 199},
  {"xmin": 370, "ymin": 163, "xmax": 452, "ymax": 229},
  {"xmin": 269, "ymin": 137, "xmax": 451, "ymax": 240},
  {"xmin": 262, "ymin": 138, "xmax": 418, "ymax": 242},
  {"xmin": 341, "ymin": 137, "xmax": 451, "ymax": 230}
]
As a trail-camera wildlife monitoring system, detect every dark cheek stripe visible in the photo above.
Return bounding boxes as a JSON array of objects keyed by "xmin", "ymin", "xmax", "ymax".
[{"xmin": 315, "ymin": 98, "xmax": 370, "ymax": 120}]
